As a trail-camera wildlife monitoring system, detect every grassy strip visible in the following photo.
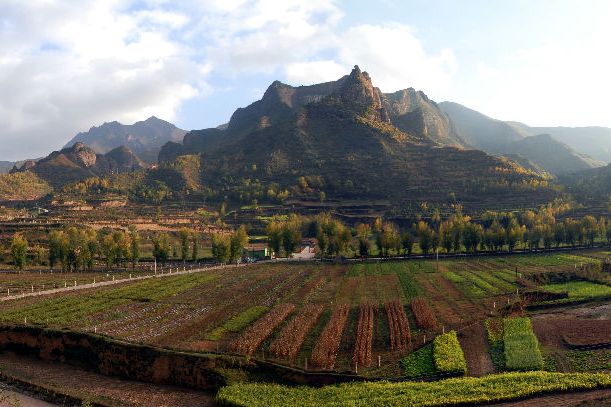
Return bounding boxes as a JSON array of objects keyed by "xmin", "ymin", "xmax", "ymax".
[
  {"xmin": 444, "ymin": 271, "xmax": 486, "ymax": 298},
  {"xmin": 207, "ymin": 306, "xmax": 270, "ymax": 341},
  {"xmin": 433, "ymin": 331, "xmax": 467, "ymax": 375},
  {"xmin": 216, "ymin": 372, "xmax": 611, "ymax": 407},
  {"xmin": 503, "ymin": 318, "xmax": 543, "ymax": 371},
  {"xmin": 401, "ymin": 344, "xmax": 436, "ymax": 378}
]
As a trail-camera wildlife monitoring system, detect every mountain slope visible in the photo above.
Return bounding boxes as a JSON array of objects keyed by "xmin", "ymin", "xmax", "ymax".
[
  {"xmin": 64, "ymin": 116, "xmax": 186, "ymax": 163},
  {"xmin": 508, "ymin": 123, "xmax": 611, "ymax": 163},
  {"xmin": 14, "ymin": 143, "xmax": 144, "ymax": 188},
  {"xmin": 439, "ymin": 102, "xmax": 602, "ymax": 174},
  {"xmin": 158, "ymin": 66, "xmax": 552, "ymax": 208}
]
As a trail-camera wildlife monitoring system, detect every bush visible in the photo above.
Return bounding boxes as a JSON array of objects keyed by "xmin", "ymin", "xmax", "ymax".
[
  {"xmin": 503, "ymin": 318, "xmax": 543, "ymax": 371},
  {"xmin": 433, "ymin": 331, "xmax": 467, "ymax": 375}
]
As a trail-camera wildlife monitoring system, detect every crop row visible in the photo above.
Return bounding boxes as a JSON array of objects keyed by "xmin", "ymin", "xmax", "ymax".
[
  {"xmin": 216, "ymin": 372, "xmax": 611, "ymax": 406},
  {"xmin": 269, "ymin": 304, "xmax": 324, "ymax": 360},
  {"xmin": 310, "ymin": 305, "xmax": 349, "ymax": 370},
  {"xmin": 385, "ymin": 300, "xmax": 411, "ymax": 352},
  {"xmin": 352, "ymin": 303, "xmax": 374, "ymax": 368},
  {"xmin": 410, "ymin": 297, "xmax": 438, "ymax": 330},
  {"xmin": 231, "ymin": 303, "xmax": 295, "ymax": 356}
]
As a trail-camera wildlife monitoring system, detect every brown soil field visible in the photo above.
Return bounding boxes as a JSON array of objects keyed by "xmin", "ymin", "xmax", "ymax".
[
  {"xmin": 484, "ymin": 388, "xmax": 611, "ymax": 407},
  {"xmin": 0, "ymin": 352, "xmax": 215, "ymax": 407},
  {"xmin": 532, "ymin": 318, "xmax": 611, "ymax": 348}
]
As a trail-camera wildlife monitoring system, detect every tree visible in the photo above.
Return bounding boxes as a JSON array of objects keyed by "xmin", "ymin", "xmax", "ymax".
[
  {"xmin": 211, "ymin": 233, "xmax": 231, "ymax": 264},
  {"xmin": 462, "ymin": 223, "xmax": 483, "ymax": 253},
  {"xmin": 191, "ymin": 231, "xmax": 199, "ymax": 261},
  {"xmin": 378, "ymin": 222, "xmax": 401, "ymax": 256},
  {"xmin": 100, "ymin": 234, "xmax": 117, "ymax": 270},
  {"xmin": 439, "ymin": 221, "xmax": 453, "ymax": 253},
  {"xmin": 179, "ymin": 228, "xmax": 191, "ymax": 264},
  {"xmin": 416, "ymin": 221, "xmax": 434, "ymax": 254},
  {"xmin": 128, "ymin": 226, "xmax": 140, "ymax": 270},
  {"xmin": 49, "ymin": 230, "xmax": 68, "ymax": 271},
  {"xmin": 230, "ymin": 225, "xmax": 249, "ymax": 263},
  {"xmin": 581, "ymin": 215, "xmax": 599, "ymax": 246},
  {"xmin": 11, "ymin": 233, "xmax": 27, "ymax": 271},
  {"xmin": 401, "ymin": 232, "xmax": 415, "ymax": 255},
  {"xmin": 506, "ymin": 220, "xmax": 525, "ymax": 252},
  {"xmin": 152, "ymin": 232, "xmax": 171, "ymax": 265},
  {"xmin": 266, "ymin": 218, "xmax": 284, "ymax": 257}
]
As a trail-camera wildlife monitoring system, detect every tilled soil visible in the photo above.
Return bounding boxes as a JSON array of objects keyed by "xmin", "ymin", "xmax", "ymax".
[
  {"xmin": 456, "ymin": 322, "xmax": 495, "ymax": 376},
  {"xmin": 484, "ymin": 388, "xmax": 611, "ymax": 406},
  {"xmin": 0, "ymin": 352, "xmax": 216, "ymax": 407}
]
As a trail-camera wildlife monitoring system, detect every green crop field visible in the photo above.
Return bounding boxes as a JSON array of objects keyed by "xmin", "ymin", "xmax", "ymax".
[
  {"xmin": 541, "ymin": 281, "xmax": 611, "ymax": 301},
  {"xmin": 433, "ymin": 331, "xmax": 467, "ymax": 375},
  {"xmin": 216, "ymin": 372, "xmax": 611, "ymax": 407},
  {"xmin": 503, "ymin": 318, "xmax": 543, "ymax": 371}
]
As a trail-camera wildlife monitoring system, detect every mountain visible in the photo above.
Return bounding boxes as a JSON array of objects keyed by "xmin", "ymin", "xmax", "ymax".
[
  {"xmin": 0, "ymin": 161, "xmax": 14, "ymax": 174},
  {"xmin": 158, "ymin": 66, "xmax": 552, "ymax": 209},
  {"xmin": 439, "ymin": 102, "xmax": 603, "ymax": 175},
  {"xmin": 13, "ymin": 142, "xmax": 144, "ymax": 188},
  {"xmin": 64, "ymin": 116, "xmax": 186, "ymax": 163},
  {"xmin": 507, "ymin": 123, "xmax": 611, "ymax": 163}
]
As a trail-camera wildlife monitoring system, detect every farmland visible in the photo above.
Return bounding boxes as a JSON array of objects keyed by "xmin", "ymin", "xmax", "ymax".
[{"xmin": 0, "ymin": 249, "xmax": 609, "ymax": 406}]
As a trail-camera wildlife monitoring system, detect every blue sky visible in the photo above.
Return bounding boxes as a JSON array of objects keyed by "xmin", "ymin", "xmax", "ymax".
[{"xmin": 1, "ymin": 0, "xmax": 610, "ymax": 161}]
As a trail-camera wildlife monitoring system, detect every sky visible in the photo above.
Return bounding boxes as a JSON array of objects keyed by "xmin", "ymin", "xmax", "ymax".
[{"xmin": 1, "ymin": 0, "xmax": 611, "ymax": 161}]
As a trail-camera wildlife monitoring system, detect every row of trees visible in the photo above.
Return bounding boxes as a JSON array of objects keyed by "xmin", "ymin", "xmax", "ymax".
[
  {"xmin": 265, "ymin": 208, "xmax": 611, "ymax": 258},
  {"xmin": 6, "ymin": 226, "xmax": 210, "ymax": 271}
]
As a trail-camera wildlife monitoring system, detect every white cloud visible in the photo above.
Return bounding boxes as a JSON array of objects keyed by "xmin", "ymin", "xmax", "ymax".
[
  {"xmin": 0, "ymin": 0, "xmax": 459, "ymax": 160},
  {"xmin": 0, "ymin": 0, "xmax": 203, "ymax": 160}
]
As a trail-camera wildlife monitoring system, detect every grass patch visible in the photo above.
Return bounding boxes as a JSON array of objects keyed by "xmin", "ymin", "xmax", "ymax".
[
  {"xmin": 485, "ymin": 318, "xmax": 505, "ymax": 371},
  {"xmin": 433, "ymin": 331, "xmax": 467, "ymax": 375},
  {"xmin": 503, "ymin": 318, "xmax": 543, "ymax": 371},
  {"xmin": 216, "ymin": 372, "xmax": 611, "ymax": 407},
  {"xmin": 207, "ymin": 306, "xmax": 270, "ymax": 340},
  {"xmin": 565, "ymin": 350, "xmax": 611, "ymax": 373}
]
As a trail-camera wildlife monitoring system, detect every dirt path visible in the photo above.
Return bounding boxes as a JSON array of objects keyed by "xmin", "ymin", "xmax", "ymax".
[
  {"xmin": 0, "ymin": 353, "xmax": 216, "ymax": 407},
  {"xmin": 484, "ymin": 388, "xmax": 611, "ymax": 406},
  {"xmin": 457, "ymin": 322, "xmax": 495, "ymax": 376}
]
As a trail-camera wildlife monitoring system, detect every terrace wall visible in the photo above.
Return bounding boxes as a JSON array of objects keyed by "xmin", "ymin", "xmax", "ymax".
[{"xmin": 0, "ymin": 325, "xmax": 369, "ymax": 391}]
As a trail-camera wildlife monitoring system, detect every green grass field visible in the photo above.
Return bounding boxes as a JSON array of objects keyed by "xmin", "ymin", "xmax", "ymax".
[{"xmin": 541, "ymin": 281, "xmax": 611, "ymax": 300}]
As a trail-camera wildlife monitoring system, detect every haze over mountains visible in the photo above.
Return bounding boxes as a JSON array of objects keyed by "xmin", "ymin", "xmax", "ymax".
[{"xmin": 439, "ymin": 102, "xmax": 604, "ymax": 175}]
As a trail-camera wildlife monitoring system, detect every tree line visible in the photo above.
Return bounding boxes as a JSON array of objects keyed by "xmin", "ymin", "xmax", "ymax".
[{"xmin": 264, "ymin": 208, "xmax": 611, "ymax": 258}]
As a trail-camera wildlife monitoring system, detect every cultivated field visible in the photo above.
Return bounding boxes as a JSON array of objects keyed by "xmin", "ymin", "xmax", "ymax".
[{"xmin": 0, "ymin": 251, "xmax": 609, "ymax": 380}]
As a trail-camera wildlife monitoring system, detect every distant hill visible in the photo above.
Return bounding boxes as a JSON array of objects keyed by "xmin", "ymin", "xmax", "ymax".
[
  {"xmin": 64, "ymin": 116, "xmax": 186, "ymax": 163},
  {"xmin": 507, "ymin": 123, "xmax": 611, "ymax": 164},
  {"xmin": 0, "ymin": 161, "xmax": 14, "ymax": 174},
  {"xmin": 439, "ymin": 102, "xmax": 603, "ymax": 175},
  {"xmin": 0, "ymin": 171, "xmax": 51, "ymax": 201},
  {"xmin": 13, "ymin": 143, "xmax": 144, "ymax": 188},
  {"xmin": 158, "ymin": 66, "xmax": 552, "ymax": 209}
]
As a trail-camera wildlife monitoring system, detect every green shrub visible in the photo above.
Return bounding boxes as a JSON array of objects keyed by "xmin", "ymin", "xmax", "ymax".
[
  {"xmin": 433, "ymin": 331, "xmax": 467, "ymax": 375},
  {"xmin": 216, "ymin": 372, "xmax": 611, "ymax": 407},
  {"xmin": 503, "ymin": 318, "xmax": 543, "ymax": 371}
]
